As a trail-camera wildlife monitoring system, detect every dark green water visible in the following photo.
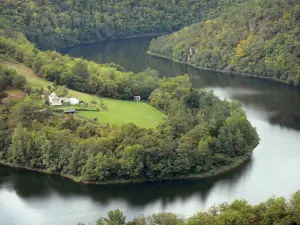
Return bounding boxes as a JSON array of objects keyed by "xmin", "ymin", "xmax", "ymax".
[{"xmin": 1, "ymin": 37, "xmax": 300, "ymax": 225}]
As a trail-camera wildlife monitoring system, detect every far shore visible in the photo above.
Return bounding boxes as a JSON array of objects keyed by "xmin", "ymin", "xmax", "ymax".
[{"xmin": 147, "ymin": 50, "xmax": 300, "ymax": 89}]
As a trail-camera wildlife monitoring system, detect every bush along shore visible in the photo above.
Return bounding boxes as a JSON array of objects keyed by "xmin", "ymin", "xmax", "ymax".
[
  {"xmin": 79, "ymin": 190, "xmax": 300, "ymax": 225},
  {"xmin": 147, "ymin": 51, "xmax": 285, "ymax": 86},
  {"xmin": 0, "ymin": 154, "xmax": 252, "ymax": 185}
]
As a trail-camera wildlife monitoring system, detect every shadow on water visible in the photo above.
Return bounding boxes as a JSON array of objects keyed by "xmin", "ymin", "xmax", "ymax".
[{"xmin": 0, "ymin": 158, "xmax": 253, "ymax": 206}]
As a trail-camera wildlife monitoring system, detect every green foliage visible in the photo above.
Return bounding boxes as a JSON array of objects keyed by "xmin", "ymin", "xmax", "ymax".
[
  {"xmin": 105, "ymin": 209, "xmax": 126, "ymax": 225},
  {"xmin": 119, "ymin": 145, "xmax": 145, "ymax": 177},
  {"xmin": 54, "ymin": 85, "xmax": 68, "ymax": 97},
  {"xmin": 0, "ymin": 26, "xmax": 258, "ymax": 183},
  {"xmin": 183, "ymin": 88, "xmax": 201, "ymax": 111},
  {"xmin": 0, "ymin": 35, "xmax": 159, "ymax": 100},
  {"xmin": 0, "ymin": 65, "xmax": 27, "ymax": 93},
  {"xmin": 10, "ymin": 96, "xmax": 49, "ymax": 127},
  {"xmin": 150, "ymin": 75, "xmax": 191, "ymax": 113},
  {"xmin": 0, "ymin": 0, "xmax": 248, "ymax": 49},
  {"xmin": 149, "ymin": 0, "xmax": 300, "ymax": 87},
  {"xmin": 0, "ymin": 71, "xmax": 259, "ymax": 183},
  {"xmin": 79, "ymin": 192, "xmax": 300, "ymax": 224}
]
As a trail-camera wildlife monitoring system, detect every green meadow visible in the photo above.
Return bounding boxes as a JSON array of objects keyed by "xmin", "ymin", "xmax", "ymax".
[{"xmin": 0, "ymin": 61, "xmax": 165, "ymax": 128}]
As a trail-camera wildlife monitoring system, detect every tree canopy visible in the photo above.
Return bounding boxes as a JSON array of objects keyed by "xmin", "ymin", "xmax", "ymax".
[
  {"xmin": 79, "ymin": 190, "xmax": 300, "ymax": 225},
  {"xmin": 149, "ymin": 0, "xmax": 300, "ymax": 87},
  {"xmin": 0, "ymin": 0, "xmax": 248, "ymax": 49}
]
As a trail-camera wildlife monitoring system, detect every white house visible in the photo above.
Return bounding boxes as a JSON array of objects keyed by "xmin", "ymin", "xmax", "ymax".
[
  {"xmin": 69, "ymin": 98, "xmax": 80, "ymax": 105},
  {"xmin": 49, "ymin": 92, "xmax": 70, "ymax": 106},
  {"xmin": 60, "ymin": 97, "xmax": 70, "ymax": 103},
  {"xmin": 49, "ymin": 92, "xmax": 62, "ymax": 106}
]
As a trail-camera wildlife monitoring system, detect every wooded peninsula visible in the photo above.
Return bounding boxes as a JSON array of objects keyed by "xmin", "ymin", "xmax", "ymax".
[{"xmin": 0, "ymin": 25, "xmax": 259, "ymax": 184}]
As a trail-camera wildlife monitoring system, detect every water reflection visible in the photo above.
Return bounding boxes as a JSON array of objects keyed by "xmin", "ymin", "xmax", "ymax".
[{"xmin": 0, "ymin": 158, "xmax": 253, "ymax": 206}]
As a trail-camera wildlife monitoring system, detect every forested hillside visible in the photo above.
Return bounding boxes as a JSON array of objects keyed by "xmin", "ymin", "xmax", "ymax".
[
  {"xmin": 0, "ymin": 0, "xmax": 247, "ymax": 49},
  {"xmin": 0, "ymin": 33, "xmax": 160, "ymax": 100},
  {"xmin": 149, "ymin": 0, "xmax": 300, "ymax": 86}
]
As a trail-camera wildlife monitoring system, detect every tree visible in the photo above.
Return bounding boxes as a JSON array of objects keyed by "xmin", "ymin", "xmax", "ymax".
[
  {"xmin": 183, "ymin": 88, "xmax": 200, "ymax": 110},
  {"xmin": 291, "ymin": 191, "xmax": 300, "ymax": 223},
  {"xmin": 72, "ymin": 59, "xmax": 89, "ymax": 79},
  {"xmin": 90, "ymin": 99, "xmax": 97, "ymax": 106},
  {"xmin": 119, "ymin": 144, "xmax": 145, "ymax": 177},
  {"xmin": 104, "ymin": 209, "xmax": 126, "ymax": 225},
  {"xmin": 9, "ymin": 124, "xmax": 32, "ymax": 164},
  {"xmin": 10, "ymin": 97, "xmax": 49, "ymax": 126},
  {"xmin": 55, "ymin": 85, "xmax": 68, "ymax": 96},
  {"xmin": 12, "ymin": 75, "xmax": 26, "ymax": 90},
  {"xmin": 149, "ymin": 212, "xmax": 184, "ymax": 225},
  {"xmin": 24, "ymin": 86, "xmax": 32, "ymax": 95}
]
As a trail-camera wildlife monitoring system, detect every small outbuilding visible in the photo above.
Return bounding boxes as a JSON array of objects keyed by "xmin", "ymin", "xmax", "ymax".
[
  {"xmin": 134, "ymin": 96, "xmax": 141, "ymax": 102},
  {"xmin": 69, "ymin": 98, "xmax": 80, "ymax": 105},
  {"xmin": 63, "ymin": 109, "xmax": 76, "ymax": 114}
]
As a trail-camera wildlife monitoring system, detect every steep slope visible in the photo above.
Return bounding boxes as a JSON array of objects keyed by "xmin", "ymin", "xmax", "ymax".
[
  {"xmin": 0, "ymin": 0, "xmax": 247, "ymax": 49},
  {"xmin": 149, "ymin": 0, "xmax": 300, "ymax": 86}
]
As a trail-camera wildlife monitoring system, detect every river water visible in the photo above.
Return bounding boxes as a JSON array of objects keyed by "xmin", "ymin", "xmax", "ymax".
[{"xmin": 1, "ymin": 37, "xmax": 300, "ymax": 225}]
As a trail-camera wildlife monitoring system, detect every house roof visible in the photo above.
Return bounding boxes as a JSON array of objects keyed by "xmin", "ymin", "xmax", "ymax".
[
  {"xmin": 49, "ymin": 92, "xmax": 60, "ymax": 100},
  {"xmin": 60, "ymin": 97, "xmax": 69, "ymax": 101}
]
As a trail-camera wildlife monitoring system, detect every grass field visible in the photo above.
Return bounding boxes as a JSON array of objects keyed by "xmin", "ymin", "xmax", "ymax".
[
  {"xmin": 78, "ymin": 99, "xmax": 165, "ymax": 128},
  {"xmin": 0, "ymin": 61, "xmax": 165, "ymax": 128}
]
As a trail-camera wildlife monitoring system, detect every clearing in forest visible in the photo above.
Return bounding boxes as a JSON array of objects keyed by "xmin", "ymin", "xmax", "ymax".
[{"xmin": 0, "ymin": 61, "xmax": 165, "ymax": 128}]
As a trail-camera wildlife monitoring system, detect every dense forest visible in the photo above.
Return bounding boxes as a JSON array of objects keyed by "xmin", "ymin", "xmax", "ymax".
[
  {"xmin": 78, "ymin": 190, "xmax": 300, "ymax": 225},
  {"xmin": 149, "ymin": 0, "xmax": 300, "ymax": 86},
  {"xmin": 0, "ymin": 0, "xmax": 247, "ymax": 49},
  {"xmin": 0, "ymin": 28, "xmax": 259, "ymax": 182}
]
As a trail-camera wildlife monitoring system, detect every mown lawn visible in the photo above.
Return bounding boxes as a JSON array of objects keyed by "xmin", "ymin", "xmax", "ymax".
[
  {"xmin": 78, "ymin": 99, "xmax": 165, "ymax": 128},
  {"xmin": 0, "ymin": 61, "xmax": 165, "ymax": 128}
]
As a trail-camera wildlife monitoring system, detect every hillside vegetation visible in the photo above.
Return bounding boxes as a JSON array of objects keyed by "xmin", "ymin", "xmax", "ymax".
[
  {"xmin": 149, "ymin": 0, "xmax": 300, "ymax": 86},
  {"xmin": 0, "ymin": 0, "xmax": 247, "ymax": 49},
  {"xmin": 0, "ymin": 33, "xmax": 161, "ymax": 101},
  {"xmin": 0, "ymin": 61, "xmax": 165, "ymax": 128}
]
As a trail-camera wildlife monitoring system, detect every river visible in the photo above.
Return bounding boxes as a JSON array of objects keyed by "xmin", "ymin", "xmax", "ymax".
[{"xmin": 1, "ymin": 37, "xmax": 300, "ymax": 225}]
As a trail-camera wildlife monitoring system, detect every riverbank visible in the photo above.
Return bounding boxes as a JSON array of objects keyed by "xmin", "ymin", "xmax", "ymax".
[
  {"xmin": 0, "ymin": 153, "xmax": 253, "ymax": 185},
  {"xmin": 147, "ymin": 51, "xmax": 299, "ymax": 89}
]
